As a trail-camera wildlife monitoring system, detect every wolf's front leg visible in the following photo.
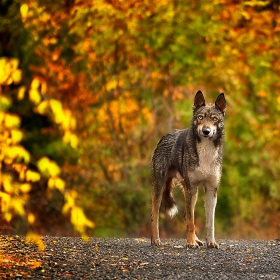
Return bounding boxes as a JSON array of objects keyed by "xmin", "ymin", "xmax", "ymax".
[
  {"xmin": 184, "ymin": 186, "xmax": 200, "ymax": 248},
  {"xmin": 204, "ymin": 186, "xmax": 219, "ymax": 248}
]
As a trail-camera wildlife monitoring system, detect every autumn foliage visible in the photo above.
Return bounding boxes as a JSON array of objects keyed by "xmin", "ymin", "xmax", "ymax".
[{"xmin": 0, "ymin": 0, "xmax": 280, "ymax": 240}]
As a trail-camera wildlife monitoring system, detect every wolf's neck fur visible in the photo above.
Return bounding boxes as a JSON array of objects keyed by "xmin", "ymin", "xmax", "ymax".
[{"xmin": 192, "ymin": 137, "xmax": 221, "ymax": 184}]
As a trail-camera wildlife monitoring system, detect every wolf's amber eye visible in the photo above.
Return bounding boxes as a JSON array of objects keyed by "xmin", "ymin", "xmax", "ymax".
[
  {"xmin": 198, "ymin": 115, "xmax": 203, "ymax": 120},
  {"xmin": 212, "ymin": 117, "xmax": 218, "ymax": 121}
]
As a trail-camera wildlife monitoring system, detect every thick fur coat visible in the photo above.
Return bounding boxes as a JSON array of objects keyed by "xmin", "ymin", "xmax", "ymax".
[{"xmin": 151, "ymin": 91, "xmax": 226, "ymax": 248}]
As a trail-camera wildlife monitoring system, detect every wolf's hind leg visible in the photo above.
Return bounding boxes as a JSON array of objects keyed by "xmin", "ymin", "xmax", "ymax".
[{"xmin": 151, "ymin": 181, "xmax": 164, "ymax": 246}]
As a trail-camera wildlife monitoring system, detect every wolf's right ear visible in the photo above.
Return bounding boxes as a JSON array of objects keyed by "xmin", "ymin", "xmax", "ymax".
[
  {"xmin": 193, "ymin": 91, "xmax": 205, "ymax": 110},
  {"xmin": 215, "ymin": 93, "xmax": 226, "ymax": 115}
]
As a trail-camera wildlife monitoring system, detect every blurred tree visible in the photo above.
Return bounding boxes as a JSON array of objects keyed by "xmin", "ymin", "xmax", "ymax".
[{"xmin": 1, "ymin": 0, "xmax": 279, "ymax": 239}]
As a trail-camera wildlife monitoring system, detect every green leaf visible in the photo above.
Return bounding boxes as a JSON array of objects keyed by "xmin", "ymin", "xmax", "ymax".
[{"xmin": 0, "ymin": 96, "xmax": 11, "ymax": 111}]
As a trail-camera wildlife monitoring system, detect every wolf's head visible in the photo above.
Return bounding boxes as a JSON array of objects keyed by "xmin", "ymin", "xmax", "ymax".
[{"xmin": 192, "ymin": 91, "xmax": 226, "ymax": 141}]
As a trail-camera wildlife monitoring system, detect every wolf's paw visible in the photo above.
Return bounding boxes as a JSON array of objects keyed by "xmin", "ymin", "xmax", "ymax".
[
  {"xmin": 186, "ymin": 241, "xmax": 200, "ymax": 248},
  {"xmin": 151, "ymin": 238, "xmax": 161, "ymax": 246},
  {"xmin": 206, "ymin": 241, "xmax": 219, "ymax": 249},
  {"xmin": 195, "ymin": 238, "xmax": 204, "ymax": 247}
]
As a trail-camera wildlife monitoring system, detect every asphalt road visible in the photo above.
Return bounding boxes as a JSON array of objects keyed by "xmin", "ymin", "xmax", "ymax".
[{"xmin": 0, "ymin": 236, "xmax": 279, "ymax": 279}]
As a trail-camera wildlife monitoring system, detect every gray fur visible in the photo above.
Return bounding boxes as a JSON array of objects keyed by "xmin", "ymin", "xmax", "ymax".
[{"xmin": 151, "ymin": 91, "xmax": 226, "ymax": 248}]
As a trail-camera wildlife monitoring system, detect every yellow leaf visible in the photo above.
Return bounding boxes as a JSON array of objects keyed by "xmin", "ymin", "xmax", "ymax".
[
  {"xmin": 62, "ymin": 190, "xmax": 77, "ymax": 214},
  {"xmin": 106, "ymin": 79, "xmax": 118, "ymax": 91},
  {"xmin": 61, "ymin": 110, "xmax": 71, "ymax": 128},
  {"xmin": 48, "ymin": 161, "xmax": 61, "ymax": 177},
  {"xmin": 26, "ymin": 232, "xmax": 45, "ymax": 251},
  {"xmin": 25, "ymin": 170, "xmax": 41, "ymax": 182},
  {"xmin": 48, "ymin": 177, "xmax": 55, "ymax": 189},
  {"xmin": 3, "ymin": 176, "xmax": 13, "ymax": 193},
  {"xmin": 38, "ymin": 157, "xmax": 50, "ymax": 174},
  {"xmin": 5, "ymin": 146, "xmax": 18, "ymax": 159},
  {"xmin": 11, "ymin": 129, "xmax": 23, "ymax": 144},
  {"xmin": 20, "ymin": 4, "xmax": 29, "ymax": 22},
  {"xmin": 12, "ymin": 69, "xmax": 22, "ymax": 83},
  {"xmin": 54, "ymin": 111, "xmax": 64, "ymax": 124},
  {"xmin": 29, "ymin": 89, "xmax": 41, "ymax": 104},
  {"xmin": 5, "ymin": 114, "xmax": 21, "ymax": 128},
  {"xmin": 28, "ymin": 213, "xmax": 36, "ymax": 224},
  {"xmin": 41, "ymin": 80, "xmax": 47, "ymax": 95},
  {"xmin": 12, "ymin": 146, "xmax": 30, "ymax": 163},
  {"xmin": 35, "ymin": 100, "xmax": 49, "ymax": 114},
  {"xmin": 0, "ymin": 191, "xmax": 11, "ymax": 208},
  {"xmin": 62, "ymin": 202, "xmax": 71, "ymax": 215},
  {"xmin": 54, "ymin": 177, "xmax": 65, "ymax": 192},
  {"xmin": 19, "ymin": 170, "xmax": 25, "ymax": 181},
  {"xmin": 62, "ymin": 131, "xmax": 71, "ymax": 143},
  {"xmin": 70, "ymin": 134, "xmax": 78, "ymax": 148},
  {"xmin": 70, "ymin": 117, "xmax": 76, "ymax": 129},
  {"xmin": 18, "ymin": 86, "xmax": 26, "ymax": 100},
  {"xmin": 20, "ymin": 183, "xmax": 31, "ymax": 193},
  {"xmin": 10, "ymin": 58, "xmax": 19, "ymax": 71},
  {"xmin": 4, "ymin": 212, "xmax": 12, "ymax": 222},
  {"xmin": 0, "ymin": 58, "xmax": 12, "ymax": 85},
  {"xmin": 13, "ymin": 197, "xmax": 25, "ymax": 216},
  {"xmin": 49, "ymin": 99, "xmax": 63, "ymax": 112},
  {"xmin": 21, "ymin": 149, "xmax": 30, "ymax": 163},
  {"xmin": 49, "ymin": 99, "xmax": 63, "ymax": 123},
  {"xmin": 71, "ymin": 206, "xmax": 95, "ymax": 232},
  {"xmin": 31, "ymin": 78, "xmax": 40, "ymax": 89},
  {"xmin": 4, "ymin": 77, "xmax": 13, "ymax": 85},
  {"xmin": 82, "ymin": 236, "xmax": 90, "ymax": 242}
]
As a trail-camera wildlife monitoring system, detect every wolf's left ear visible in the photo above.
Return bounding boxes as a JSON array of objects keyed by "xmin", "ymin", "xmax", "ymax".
[{"xmin": 215, "ymin": 93, "xmax": 226, "ymax": 115}]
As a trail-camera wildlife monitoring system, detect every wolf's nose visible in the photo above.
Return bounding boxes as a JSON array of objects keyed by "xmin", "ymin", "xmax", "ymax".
[{"xmin": 202, "ymin": 127, "xmax": 211, "ymax": 136}]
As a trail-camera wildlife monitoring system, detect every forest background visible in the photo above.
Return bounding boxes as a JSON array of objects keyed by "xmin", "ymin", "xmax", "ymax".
[{"xmin": 0, "ymin": 0, "xmax": 280, "ymax": 241}]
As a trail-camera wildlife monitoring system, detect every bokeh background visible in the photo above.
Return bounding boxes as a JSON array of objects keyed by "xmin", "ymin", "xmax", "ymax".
[{"xmin": 1, "ymin": 0, "xmax": 280, "ymax": 240}]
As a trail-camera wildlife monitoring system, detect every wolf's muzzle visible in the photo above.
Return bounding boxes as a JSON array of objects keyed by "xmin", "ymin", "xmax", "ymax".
[{"xmin": 202, "ymin": 126, "xmax": 211, "ymax": 137}]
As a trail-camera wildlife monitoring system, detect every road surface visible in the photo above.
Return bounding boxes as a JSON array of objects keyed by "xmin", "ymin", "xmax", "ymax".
[{"xmin": 0, "ymin": 236, "xmax": 279, "ymax": 279}]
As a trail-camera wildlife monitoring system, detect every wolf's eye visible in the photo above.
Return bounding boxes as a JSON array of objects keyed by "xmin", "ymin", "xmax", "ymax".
[
  {"xmin": 212, "ymin": 117, "xmax": 218, "ymax": 121},
  {"xmin": 198, "ymin": 115, "xmax": 203, "ymax": 120}
]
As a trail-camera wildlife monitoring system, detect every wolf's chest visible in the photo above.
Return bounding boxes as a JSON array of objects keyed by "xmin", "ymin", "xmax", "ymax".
[{"xmin": 190, "ymin": 139, "xmax": 220, "ymax": 184}]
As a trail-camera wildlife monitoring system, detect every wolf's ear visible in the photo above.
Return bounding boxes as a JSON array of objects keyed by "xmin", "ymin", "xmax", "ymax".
[
  {"xmin": 193, "ymin": 91, "xmax": 205, "ymax": 110},
  {"xmin": 215, "ymin": 93, "xmax": 226, "ymax": 115}
]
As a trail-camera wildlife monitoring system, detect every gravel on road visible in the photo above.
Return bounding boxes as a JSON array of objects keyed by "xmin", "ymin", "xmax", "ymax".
[{"xmin": 0, "ymin": 236, "xmax": 279, "ymax": 279}]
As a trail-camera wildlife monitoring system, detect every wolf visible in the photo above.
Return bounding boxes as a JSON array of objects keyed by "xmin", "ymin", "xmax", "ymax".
[{"xmin": 151, "ymin": 91, "xmax": 226, "ymax": 248}]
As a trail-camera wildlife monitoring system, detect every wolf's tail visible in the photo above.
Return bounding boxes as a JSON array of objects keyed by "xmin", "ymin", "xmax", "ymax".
[{"xmin": 162, "ymin": 181, "xmax": 178, "ymax": 218}]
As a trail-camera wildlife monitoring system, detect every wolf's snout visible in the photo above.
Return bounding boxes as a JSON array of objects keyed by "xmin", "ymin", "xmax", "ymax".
[{"xmin": 202, "ymin": 127, "xmax": 211, "ymax": 136}]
